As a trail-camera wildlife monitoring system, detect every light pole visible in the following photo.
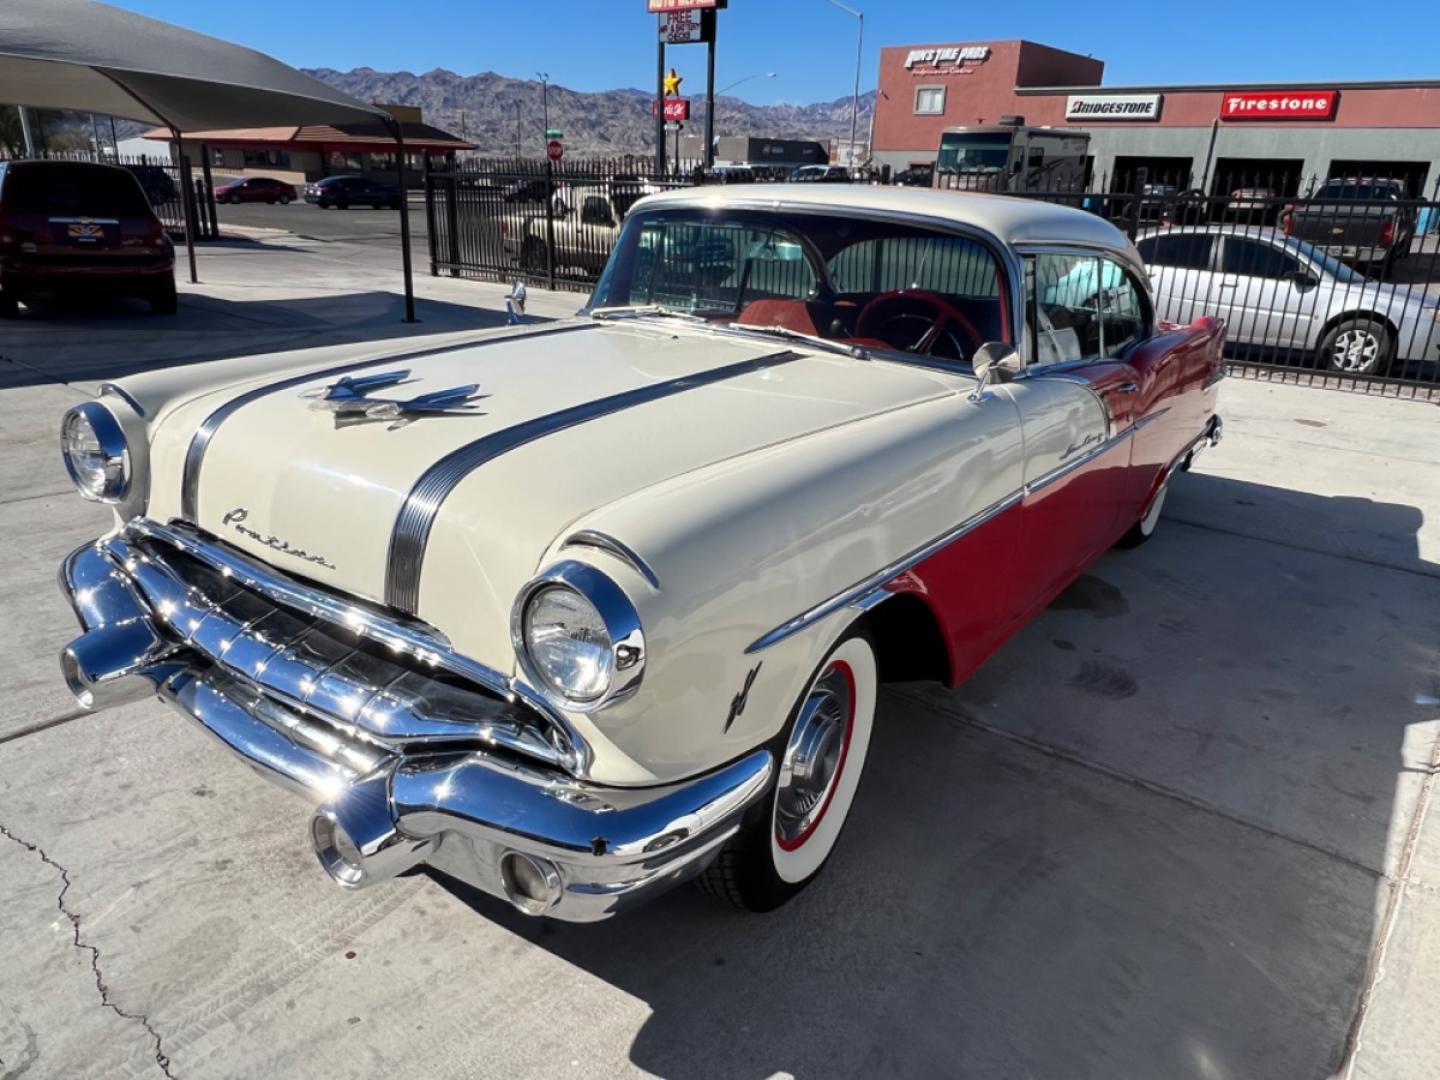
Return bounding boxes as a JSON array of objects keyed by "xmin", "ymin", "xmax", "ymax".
[
  {"xmin": 514, "ymin": 101, "xmax": 521, "ymax": 157},
  {"xmin": 716, "ymin": 71, "xmax": 776, "ymax": 97},
  {"xmin": 536, "ymin": 72, "xmax": 549, "ymax": 149},
  {"xmin": 825, "ymin": 0, "xmax": 863, "ymax": 166}
]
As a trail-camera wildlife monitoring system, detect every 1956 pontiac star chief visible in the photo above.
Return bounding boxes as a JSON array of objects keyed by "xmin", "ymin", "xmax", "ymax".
[{"xmin": 56, "ymin": 185, "xmax": 1223, "ymax": 921}]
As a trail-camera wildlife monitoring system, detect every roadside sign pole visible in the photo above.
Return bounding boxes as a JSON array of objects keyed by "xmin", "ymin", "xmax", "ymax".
[
  {"xmin": 655, "ymin": 37, "xmax": 666, "ymax": 174},
  {"xmin": 703, "ymin": 10, "xmax": 716, "ymax": 170},
  {"xmin": 17, "ymin": 105, "xmax": 34, "ymax": 156}
]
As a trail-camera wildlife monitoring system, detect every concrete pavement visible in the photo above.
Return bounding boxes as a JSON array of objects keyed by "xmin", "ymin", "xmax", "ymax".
[{"xmin": 1, "ymin": 231, "xmax": 1438, "ymax": 1079}]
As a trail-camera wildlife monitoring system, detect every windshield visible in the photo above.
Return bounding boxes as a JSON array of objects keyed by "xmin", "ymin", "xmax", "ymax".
[
  {"xmin": 588, "ymin": 207, "xmax": 1008, "ymax": 365},
  {"xmin": 935, "ymin": 132, "xmax": 1012, "ymax": 173}
]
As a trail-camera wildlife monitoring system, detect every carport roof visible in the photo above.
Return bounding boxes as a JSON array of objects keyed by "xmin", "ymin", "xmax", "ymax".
[{"xmin": 141, "ymin": 120, "xmax": 477, "ymax": 152}]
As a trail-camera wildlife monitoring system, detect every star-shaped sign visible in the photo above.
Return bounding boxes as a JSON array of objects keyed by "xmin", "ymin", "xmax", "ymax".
[{"xmin": 663, "ymin": 67, "xmax": 684, "ymax": 97}]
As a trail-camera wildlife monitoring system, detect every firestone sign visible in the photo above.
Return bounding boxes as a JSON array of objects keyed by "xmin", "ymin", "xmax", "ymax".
[
  {"xmin": 1065, "ymin": 93, "xmax": 1163, "ymax": 121},
  {"xmin": 904, "ymin": 46, "xmax": 990, "ymax": 71},
  {"xmin": 1221, "ymin": 90, "xmax": 1338, "ymax": 120}
]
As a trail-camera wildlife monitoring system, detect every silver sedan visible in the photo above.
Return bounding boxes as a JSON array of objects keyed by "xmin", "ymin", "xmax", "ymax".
[{"xmin": 1136, "ymin": 226, "xmax": 1439, "ymax": 375}]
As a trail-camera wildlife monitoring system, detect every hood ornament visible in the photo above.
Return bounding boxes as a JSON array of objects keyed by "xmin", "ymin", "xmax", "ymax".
[{"xmin": 306, "ymin": 369, "xmax": 488, "ymax": 429}]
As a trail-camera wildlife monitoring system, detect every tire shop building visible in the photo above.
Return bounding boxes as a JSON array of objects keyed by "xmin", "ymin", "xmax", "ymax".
[{"xmin": 870, "ymin": 39, "xmax": 1440, "ymax": 198}]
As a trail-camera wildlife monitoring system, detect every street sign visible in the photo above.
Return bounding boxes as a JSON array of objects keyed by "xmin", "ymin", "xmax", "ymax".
[
  {"xmin": 659, "ymin": 10, "xmax": 711, "ymax": 42},
  {"xmin": 546, "ymin": 139, "xmax": 563, "ymax": 162},
  {"xmin": 544, "ymin": 128, "xmax": 563, "ymax": 139},
  {"xmin": 651, "ymin": 98, "xmax": 690, "ymax": 122},
  {"xmin": 646, "ymin": 0, "xmax": 725, "ymax": 11}
]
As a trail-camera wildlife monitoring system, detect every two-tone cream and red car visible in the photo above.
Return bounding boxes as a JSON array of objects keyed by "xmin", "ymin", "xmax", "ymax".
[{"xmin": 56, "ymin": 186, "xmax": 1223, "ymax": 920}]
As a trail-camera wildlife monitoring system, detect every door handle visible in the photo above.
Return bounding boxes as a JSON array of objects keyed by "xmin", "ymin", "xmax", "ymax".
[{"xmin": 1216, "ymin": 282, "xmax": 1238, "ymax": 289}]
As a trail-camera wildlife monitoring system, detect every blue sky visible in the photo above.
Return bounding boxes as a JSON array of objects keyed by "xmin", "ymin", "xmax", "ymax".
[{"xmin": 117, "ymin": 0, "xmax": 1427, "ymax": 106}]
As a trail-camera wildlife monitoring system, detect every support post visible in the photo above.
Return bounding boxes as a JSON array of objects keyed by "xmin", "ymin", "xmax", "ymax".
[
  {"xmin": 18, "ymin": 106, "xmax": 35, "ymax": 156},
  {"xmin": 655, "ymin": 37, "xmax": 666, "ymax": 175},
  {"xmin": 704, "ymin": 11, "xmax": 716, "ymax": 170},
  {"xmin": 544, "ymin": 158, "xmax": 557, "ymax": 290},
  {"xmin": 391, "ymin": 122, "xmax": 417, "ymax": 322},
  {"xmin": 422, "ymin": 151, "xmax": 438, "ymax": 276},
  {"xmin": 199, "ymin": 143, "xmax": 218, "ymax": 239},
  {"xmin": 171, "ymin": 127, "xmax": 199, "ymax": 284}
]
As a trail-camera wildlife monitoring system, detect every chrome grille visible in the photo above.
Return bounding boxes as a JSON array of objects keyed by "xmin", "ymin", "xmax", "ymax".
[{"xmin": 103, "ymin": 525, "xmax": 571, "ymax": 769}]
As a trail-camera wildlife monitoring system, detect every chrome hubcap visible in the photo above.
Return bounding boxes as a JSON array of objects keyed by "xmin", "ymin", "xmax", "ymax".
[
  {"xmin": 1331, "ymin": 329, "xmax": 1379, "ymax": 372},
  {"xmin": 775, "ymin": 663, "xmax": 855, "ymax": 850}
]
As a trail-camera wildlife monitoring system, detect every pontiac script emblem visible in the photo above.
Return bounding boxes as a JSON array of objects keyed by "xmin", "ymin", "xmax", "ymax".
[
  {"xmin": 221, "ymin": 508, "xmax": 336, "ymax": 570},
  {"xmin": 305, "ymin": 369, "xmax": 488, "ymax": 430}
]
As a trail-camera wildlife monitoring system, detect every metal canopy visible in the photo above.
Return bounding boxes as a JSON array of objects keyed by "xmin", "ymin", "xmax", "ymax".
[{"xmin": 0, "ymin": 0, "xmax": 416, "ymax": 319}]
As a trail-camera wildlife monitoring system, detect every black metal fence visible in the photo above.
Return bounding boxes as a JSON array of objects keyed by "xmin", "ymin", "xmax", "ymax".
[
  {"xmin": 425, "ymin": 156, "xmax": 699, "ymax": 291},
  {"xmin": 0, "ymin": 148, "xmax": 220, "ymax": 239},
  {"xmin": 423, "ymin": 157, "xmax": 1440, "ymax": 400}
]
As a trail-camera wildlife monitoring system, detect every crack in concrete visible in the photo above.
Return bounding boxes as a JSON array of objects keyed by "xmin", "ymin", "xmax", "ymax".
[{"xmin": 0, "ymin": 823, "xmax": 176, "ymax": 1079}]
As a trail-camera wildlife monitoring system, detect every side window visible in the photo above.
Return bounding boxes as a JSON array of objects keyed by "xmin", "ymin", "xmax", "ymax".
[
  {"xmin": 581, "ymin": 195, "xmax": 616, "ymax": 227},
  {"xmin": 1137, "ymin": 232, "xmax": 1214, "ymax": 270},
  {"xmin": 1029, "ymin": 254, "xmax": 1103, "ymax": 365},
  {"xmin": 1097, "ymin": 261, "xmax": 1149, "ymax": 357},
  {"xmin": 1222, "ymin": 237, "xmax": 1299, "ymax": 279}
]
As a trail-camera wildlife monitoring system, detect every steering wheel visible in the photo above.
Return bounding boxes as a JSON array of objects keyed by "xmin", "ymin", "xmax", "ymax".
[{"xmin": 853, "ymin": 289, "xmax": 984, "ymax": 359}]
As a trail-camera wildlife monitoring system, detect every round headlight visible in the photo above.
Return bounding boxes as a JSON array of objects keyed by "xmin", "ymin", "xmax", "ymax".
[
  {"xmin": 61, "ymin": 402, "xmax": 130, "ymax": 503},
  {"xmin": 513, "ymin": 560, "xmax": 645, "ymax": 711}
]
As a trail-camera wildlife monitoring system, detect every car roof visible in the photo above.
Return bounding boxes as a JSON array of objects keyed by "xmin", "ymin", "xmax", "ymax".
[{"xmin": 636, "ymin": 183, "xmax": 1132, "ymax": 253}]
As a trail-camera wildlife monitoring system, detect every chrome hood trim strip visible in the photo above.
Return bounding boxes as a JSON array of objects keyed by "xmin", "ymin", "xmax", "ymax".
[
  {"xmin": 180, "ymin": 322, "xmax": 597, "ymax": 522},
  {"xmin": 384, "ymin": 349, "xmax": 804, "ymax": 613}
]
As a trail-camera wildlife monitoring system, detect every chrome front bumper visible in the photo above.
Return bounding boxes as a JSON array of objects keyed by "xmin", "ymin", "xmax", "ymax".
[{"xmin": 59, "ymin": 528, "xmax": 773, "ymax": 922}]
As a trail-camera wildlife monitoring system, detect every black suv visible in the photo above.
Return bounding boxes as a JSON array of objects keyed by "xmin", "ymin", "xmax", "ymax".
[{"xmin": 303, "ymin": 175, "xmax": 402, "ymax": 209}]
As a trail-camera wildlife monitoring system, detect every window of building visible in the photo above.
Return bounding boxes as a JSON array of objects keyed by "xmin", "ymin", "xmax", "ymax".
[
  {"xmin": 914, "ymin": 86, "xmax": 946, "ymax": 116},
  {"xmin": 242, "ymin": 148, "xmax": 290, "ymax": 169}
]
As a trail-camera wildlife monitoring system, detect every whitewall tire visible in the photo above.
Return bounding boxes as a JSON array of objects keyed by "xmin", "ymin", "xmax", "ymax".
[
  {"xmin": 1118, "ymin": 480, "xmax": 1167, "ymax": 548},
  {"xmin": 700, "ymin": 625, "xmax": 877, "ymax": 911}
]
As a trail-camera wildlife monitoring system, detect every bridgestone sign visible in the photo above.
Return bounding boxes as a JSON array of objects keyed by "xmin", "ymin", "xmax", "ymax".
[{"xmin": 1065, "ymin": 94, "xmax": 1163, "ymax": 121}]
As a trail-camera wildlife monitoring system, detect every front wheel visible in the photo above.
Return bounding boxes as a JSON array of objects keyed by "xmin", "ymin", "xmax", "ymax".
[
  {"xmin": 1318, "ymin": 317, "xmax": 1393, "ymax": 376},
  {"xmin": 699, "ymin": 625, "xmax": 877, "ymax": 912}
]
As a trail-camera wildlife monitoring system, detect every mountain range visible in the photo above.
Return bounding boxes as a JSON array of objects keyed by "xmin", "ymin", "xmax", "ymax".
[{"xmin": 303, "ymin": 67, "xmax": 876, "ymax": 157}]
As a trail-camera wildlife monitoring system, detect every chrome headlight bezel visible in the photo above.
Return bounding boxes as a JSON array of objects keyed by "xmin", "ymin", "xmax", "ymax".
[
  {"xmin": 510, "ymin": 560, "xmax": 645, "ymax": 713},
  {"xmin": 61, "ymin": 401, "xmax": 131, "ymax": 503}
]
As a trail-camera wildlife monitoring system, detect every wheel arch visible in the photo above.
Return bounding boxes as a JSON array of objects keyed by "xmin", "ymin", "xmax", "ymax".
[
  {"xmin": 1315, "ymin": 308, "xmax": 1398, "ymax": 352},
  {"xmin": 862, "ymin": 590, "xmax": 952, "ymax": 686}
]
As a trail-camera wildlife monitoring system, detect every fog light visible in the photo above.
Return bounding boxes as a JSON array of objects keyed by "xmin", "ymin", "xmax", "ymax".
[
  {"xmin": 311, "ymin": 810, "xmax": 366, "ymax": 888},
  {"xmin": 499, "ymin": 850, "xmax": 562, "ymax": 915}
]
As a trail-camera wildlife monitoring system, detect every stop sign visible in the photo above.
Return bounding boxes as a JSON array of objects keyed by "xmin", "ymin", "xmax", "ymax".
[{"xmin": 546, "ymin": 139, "xmax": 563, "ymax": 162}]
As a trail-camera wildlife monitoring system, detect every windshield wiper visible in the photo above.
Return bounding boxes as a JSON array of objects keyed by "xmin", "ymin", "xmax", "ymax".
[
  {"xmin": 589, "ymin": 305, "xmax": 709, "ymax": 323},
  {"xmin": 722, "ymin": 322, "xmax": 869, "ymax": 360}
]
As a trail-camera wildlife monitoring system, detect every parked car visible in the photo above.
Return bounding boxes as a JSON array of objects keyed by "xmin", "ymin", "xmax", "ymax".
[
  {"xmin": 303, "ymin": 175, "xmax": 401, "ymax": 209},
  {"xmin": 892, "ymin": 165, "xmax": 934, "ymax": 188},
  {"xmin": 121, "ymin": 163, "xmax": 177, "ymax": 208},
  {"xmin": 510, "ymin": 183, "xmax": 655, "ymax": 274},
  {"xmin": 213, "ymin": 176, "xmax": 297, "ymax": 205},
  {"xmin": 54, "ymin": 185, "xmax": 1223, "ymax": 921},
  {"xmin": 1282, "ymin": 177, "xmax": 1416, "ymax": 276},
  {"xmin": 705, "ymin": 165, "xmax": 756, "ymax": 184},
  {"xmin": 1224, "ymin": 186, "xmax": 1278, "ymax": 222},
  {"xmin": 792, "ymin": 164, "xmax": 850, "ymax": 183},
  {"xmin": 1137, "ymin": 225, "xmax": 1440, "ymax": 375},
  {"xmin": 0, "ymin": 159, "xmax": 176, "ymax": 316}
]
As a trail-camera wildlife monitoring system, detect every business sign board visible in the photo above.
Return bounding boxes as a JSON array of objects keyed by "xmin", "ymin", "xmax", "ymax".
[
  {"xmin": 1065, "ymin": 93, "xmax": 1163, "ymax": 121},
  {"xmin": 1220, "ymin": 90, "xmax": 1338, "ymax": 120},
  {"xmin": 903, "ymin": 46, "xmax": 990, "ymax": 72},
  {"xmin": 660, "ymin": 10, "xmax": 710, "ymax": 42},
  {"xmin": 652, "ymin": 98, "xmax": 691, "ymax": 122},
  {"xmin": 646, "ymin": 0, "xmax": 725, "ymax": 12}
]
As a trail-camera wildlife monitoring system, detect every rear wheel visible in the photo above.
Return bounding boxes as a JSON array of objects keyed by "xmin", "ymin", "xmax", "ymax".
[
  {"xmin": 227, "ymin": 194, "xmax": 241, "ymax": 205},
  {"xmin": 149, "ymin": 279, "xmax": 178, "ymax": 315},
  {"xmin": 699, "ymin": 625, "xmax": 877, "ymax": 912},
  {"xmin": 1319, "ymin": 317, "xmax": 1393, "ymax": 376},
  {"xmin": 1118, "ymin": 479, "xmax": 1167, "ymax": 548},
  {"xmin": 279, "ymin": 194, "xmax": 291, "ymax": 205}
]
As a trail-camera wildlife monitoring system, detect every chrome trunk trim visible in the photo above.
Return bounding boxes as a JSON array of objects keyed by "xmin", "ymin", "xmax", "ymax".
[
  {"xmin": 180, "ymin": 322, "xmax": 597, "ymax": 522},
  {"xmin": 384, "ymin": 349, "xmax": 804, "ymax": 613}
]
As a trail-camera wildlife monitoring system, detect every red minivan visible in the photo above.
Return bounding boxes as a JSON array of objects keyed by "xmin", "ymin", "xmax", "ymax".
[{"xmin": 0, "ymin": 160, "xmax": 177, "ymax": 316}]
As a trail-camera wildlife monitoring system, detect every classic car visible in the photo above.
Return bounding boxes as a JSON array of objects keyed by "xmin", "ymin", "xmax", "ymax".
[{"xmin": 55, "ymin": 185, "xmax": 1224, "ymax": 922}]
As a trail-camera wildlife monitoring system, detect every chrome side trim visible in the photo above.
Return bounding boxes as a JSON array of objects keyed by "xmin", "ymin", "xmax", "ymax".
[
  {"xmin": 745, "ymin": 489, "xmax": 1024, "ymax": 654},
  {"xmin": 179, "ymin": 322, "xmax": 597, "ymax": 522},
  {"xmin": 100, "ymin": 382, "xmax": 145, "ymax": 418},
  {"xmin": 385, "ymin": 349, "xmax": 804, "ymax": 613},
  {"xmin": 560, "ymin": 530, "xmax": 661, "ymax": 590},
  {"xmin": 125, "ymin": 518, "xmax": 589, "ymax": 773}
]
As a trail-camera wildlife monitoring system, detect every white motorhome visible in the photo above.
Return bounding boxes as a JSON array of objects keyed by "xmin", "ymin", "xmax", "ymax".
[{"xmin": 933, "ymin": 120, "xmax": 1091, "ymax": 194}]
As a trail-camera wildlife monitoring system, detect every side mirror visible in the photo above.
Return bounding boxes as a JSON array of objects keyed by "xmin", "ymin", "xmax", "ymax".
[
  {"xmin": 970, "ymin": 342, "xmax": 1022, "ymax": 401},
  {"xmin": 505, "ymin": 281, "xmax": 527, "ymax": 324},
  {"xmin": 1286, "ymin": 270, "xmax": 1320, "ymax": 290}
]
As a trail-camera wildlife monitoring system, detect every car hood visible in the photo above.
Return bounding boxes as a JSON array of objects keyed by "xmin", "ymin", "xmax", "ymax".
[{"xmin": 144, "ymin": 320, "xmax": 957, "ymax": 670}]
